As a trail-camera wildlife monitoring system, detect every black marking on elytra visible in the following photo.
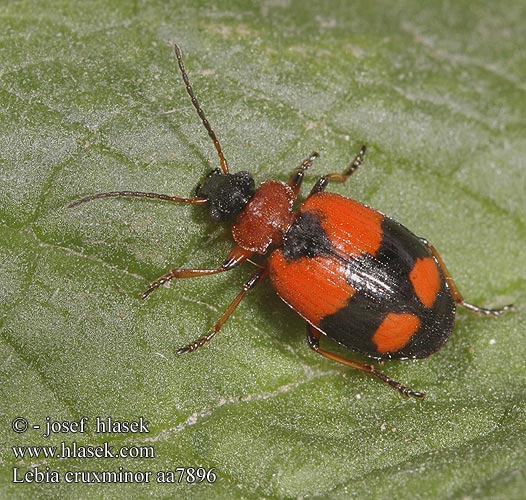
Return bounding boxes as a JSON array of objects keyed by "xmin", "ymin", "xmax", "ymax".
[
  {"xmin": 196, "ymin": 170, "xmax": 255, "ymax": 221},
  {"xmin": 400, "ymin": 286, "xmax": 454, "ymax": 358},
  {"xmin": 319, "ymin": 216, "xmax": 455, "ymax": 359},
  {"xmin": 377, "ymin": 217, "xmax": 429, "ymax": 271},
  {"xmin": 282, "ymin": 211, "xmax": 333, "ymax": 261}
]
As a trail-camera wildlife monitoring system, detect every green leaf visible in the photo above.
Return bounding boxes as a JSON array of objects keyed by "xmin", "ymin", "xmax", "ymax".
[{"xmin": 1, "ymin": 1, "xmax": 525, "ymax": 499}]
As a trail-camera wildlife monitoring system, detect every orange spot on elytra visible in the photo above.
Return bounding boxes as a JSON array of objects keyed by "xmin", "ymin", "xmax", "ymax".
[
  {"xmin": 372, "ymin": 313, "xmax": 420, "ymax": 353},
  {"xmin": 409, "ymin": 257, "xmax": 441, "ymax": 308},
  {"xmin": 268, "ymin": 252, "xmax": 356, "ymax": 326},
  {"xmin": 301, "ymin": 193, "xmax": 384, "ymax": 257}
]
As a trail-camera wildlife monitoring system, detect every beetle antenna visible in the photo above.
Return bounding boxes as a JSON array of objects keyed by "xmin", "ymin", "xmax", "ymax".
[
  {"xmin": 67, "ymin": 191, "xmax": 207, "ymax": 208},
  {"xmin": 174, "ymin": 43, "xmax": 229, "ymax": 174}
]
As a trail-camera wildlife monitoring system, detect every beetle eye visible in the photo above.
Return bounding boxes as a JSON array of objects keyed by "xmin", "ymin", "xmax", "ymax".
[{"xmin": 195, "ymin": 168, "xmax": 221, "ymax": 197}]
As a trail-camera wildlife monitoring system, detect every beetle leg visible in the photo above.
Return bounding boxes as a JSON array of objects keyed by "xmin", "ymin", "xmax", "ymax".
[
  {"xmin": 141, "ymin": 245, "xmax": 254, "ymax": 299},
  {"xmin": 177, "ymin": 266, "xmax": 269, "ymax": 353},
  {"xmin": 420, "ymin": 238, "xmax": 514, "ymax": 316},
  {"xmin": 309, "ymin": 145, "xmax": 367, "ymax": 196},
  {"xmin": 306, "ymin": 325, "xmax": 425, "ymax": 399},
  {"xmin": 287, "ymin": 151, "xmax": 320, "ymax": 197}
]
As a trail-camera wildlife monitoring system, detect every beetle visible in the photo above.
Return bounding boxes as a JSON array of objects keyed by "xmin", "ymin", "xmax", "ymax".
[{"xmin": 69, "ymin": 44, "xmax": 513, "ymax": 398}]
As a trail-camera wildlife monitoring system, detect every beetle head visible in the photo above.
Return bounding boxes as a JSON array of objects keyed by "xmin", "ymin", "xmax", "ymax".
[{"xmin": 196, "ymin": 169, "xmax": 255, "ymax": 222}]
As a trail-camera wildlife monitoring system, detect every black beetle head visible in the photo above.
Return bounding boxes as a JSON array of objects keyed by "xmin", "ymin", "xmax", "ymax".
[{"xmin": 196, "ymin": 169, "xmax": 255, "ymax": 222}]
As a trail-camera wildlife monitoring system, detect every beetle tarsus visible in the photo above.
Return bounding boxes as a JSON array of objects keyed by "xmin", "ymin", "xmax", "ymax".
[
  {"xmin": 460, "ymin": 302, "xmax": 514, "ymax": 317},
  {"xmin": 176, "ymin": 331, "xmax": 215, "ymax": 354},
  {"xmin": 308, "ymin": 144, "xmax": 367, "ymax": 196},
  {"xmin": 374, "ymin": 368, "xmax": 425, "ymax": 399},
  {"xmin": 141, "ymin": 271, "xmax": 177, "ymax": 299}
]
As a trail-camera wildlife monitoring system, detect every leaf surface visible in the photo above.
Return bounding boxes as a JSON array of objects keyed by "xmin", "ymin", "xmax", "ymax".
[{"xmin": 1, "ymin": 1, "xmax": 525, "ymax": 499}]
